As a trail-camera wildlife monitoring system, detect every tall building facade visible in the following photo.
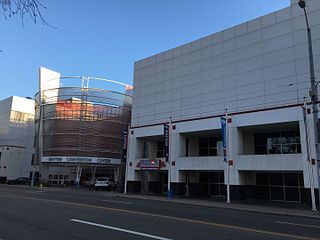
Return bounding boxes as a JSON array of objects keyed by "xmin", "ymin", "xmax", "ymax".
[
  {"xmin": 35, "ymin": 67, "xmax": 132, "ymax": 186},
  {"xmin": 0, "ymin": 96, "xmax": 35, "ymax": 182},
  {"xmin": 126, "ymin": 0, "xmax": 320, "ymax": 206}
]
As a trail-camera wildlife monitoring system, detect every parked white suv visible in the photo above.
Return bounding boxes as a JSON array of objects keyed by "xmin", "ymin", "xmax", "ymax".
[{"xmin": 94, "ymin": 177, "xmax": 116, "ymax": 190}]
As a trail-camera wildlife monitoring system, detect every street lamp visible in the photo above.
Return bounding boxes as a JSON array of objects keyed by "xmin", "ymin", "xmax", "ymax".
[{"xmin": 298, "ymin": 0, "xmax": 320, "ymax": 210}]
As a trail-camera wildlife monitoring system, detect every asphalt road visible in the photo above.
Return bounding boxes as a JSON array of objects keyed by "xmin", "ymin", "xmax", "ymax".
[{"xmin": 0, "ymin": 186, "xmax": 319, "ymax": 240}]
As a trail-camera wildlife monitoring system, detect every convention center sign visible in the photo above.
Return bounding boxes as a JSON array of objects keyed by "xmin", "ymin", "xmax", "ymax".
[{"xmin": 42, "ymin": 156, "xmax": 121, "ymax": 165}]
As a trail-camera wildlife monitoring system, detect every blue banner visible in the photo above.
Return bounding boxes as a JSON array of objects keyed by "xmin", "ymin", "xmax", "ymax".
[
  {"xmin": 164, "ymin": 124, "xmax": 169, "ymax": 162},
  {"xmin": 221, "ymin": 117, "xmax": 227, "ymax": 162}
]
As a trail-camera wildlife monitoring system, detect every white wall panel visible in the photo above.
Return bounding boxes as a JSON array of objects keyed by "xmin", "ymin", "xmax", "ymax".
[{"xmin": 132, "ymin": 1, "xmax": 320, "ymax": 127}]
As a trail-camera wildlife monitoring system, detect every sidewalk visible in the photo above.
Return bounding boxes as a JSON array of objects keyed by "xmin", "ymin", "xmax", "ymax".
[{"xmin": 116, "ymin": 193, "xmax": 320, "ymax": 219}]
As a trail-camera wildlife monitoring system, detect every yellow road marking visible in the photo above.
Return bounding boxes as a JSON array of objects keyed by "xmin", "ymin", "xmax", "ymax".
[{"xmin": 0, "ymin": 194, "xmax": 319, "ymax": 240}]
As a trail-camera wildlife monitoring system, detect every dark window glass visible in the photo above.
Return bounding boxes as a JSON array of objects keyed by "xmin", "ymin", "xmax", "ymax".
[
  {"xmin": 298, "ymin": 173, "xmax": 304, "ymax": 187},
  {"xmin": 219, "ymin": 172, "xmax": 224, "ymax": 183},
  {"xmin": 210, "ymin": 184, "xmax": 220, "ymax": 195},
  {"xmin": 142, "ymin": 142, "xmax": 148, "ymax": 158},
  {"xmin": 210, "ymin": 172, "xmax": 219, "ymax": 183},
  {"xmin": 254, "ymin": 131, "xmax": 301, "ymax": 155},
  {"xmin": 255, "ymin": 172, "xmax": 303, "ymax": 202},
  {"xmin": 199, "ymin": 149, "xmax": 208, "ymax": 157},
  {"xmin": 199, "ymin": 138, "xmax": 208, "ymax": 147},
  {"xmin": 254, "ymin": 134, "xmax": 267, "ymax": 145},
  {"xmin": 199, "ymin": 137, "xmax": 219, "ymax": 156},
  {"xmin": 297, "ymin": 144, "xmax": 301, "ymax": 154},
  {"xmin": 285, "ymin": 187, "xmax": 300, "ymax": 202},
  {"xmin": 267, "ymin": 143, "xmax": 281, "ymax": 154},
  {"xmin": 255, "ymin": 146, "xmax": 267, "ymax": 154},
  {"xmin": 284, "ymin": 173, "xmax": 299, "ymax": 186},
  {"xmin": 256, "ymin": 173, "xmax": 269, "ymax": 186},
  {"xmin": 199, "ymin": 138, "xmax": 209, "ymax": 156},
  {"xmin": 255, "ymin": 186, "xmax": 269, "ymax": 199},
  {"xmin": 185, "ymin": 138, "xmax": 189, "ymax": 157},
  {"xmin": 208, "ymin": 148, "xmax": 217, "ymax": 156},
  {"xmin": 209, "ymin": 172, "xmax": 224, "ymax": 183},
  {"xmin": 199, "ymin": 172, "xmax": 209, "ymax": 183},
  {"xmin": 270, "ymin": 186, "xmax": 285, "ymax": 201},
  {"xmin": 156, "ymin": 141, "xmax": 164, "ymax": 158},
  {"xmin": 208, "ymin": 138, "xmax": 215, "ymax": 148},
  {"xmin": 270, "ymin": 173, "xmax": 283, "ymax": 186}
]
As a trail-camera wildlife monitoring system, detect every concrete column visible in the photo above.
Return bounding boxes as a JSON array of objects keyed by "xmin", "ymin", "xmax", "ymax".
[
  {"xmin": 126, "ymin": 133, "xmax": 140, "ymax": 182},
  {"xmin": 301, "ymin": 110, "xmax": 319, "ymax": 188},
  {"xmin": 170, "ymin": 128, "xmax": 179, "ymax": 183},
  {"xmin": 226, "ymin": 119, "xmax": 240, "ymax": 186},
  {"xmin": 299, "ymin": 118, "xmax": 311, "ymax": 188}
]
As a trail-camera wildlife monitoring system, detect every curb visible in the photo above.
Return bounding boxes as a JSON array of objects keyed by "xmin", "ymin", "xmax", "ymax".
[{"xmin": 118, "ymin": 193, "xmax": 320, "ymax": 220}]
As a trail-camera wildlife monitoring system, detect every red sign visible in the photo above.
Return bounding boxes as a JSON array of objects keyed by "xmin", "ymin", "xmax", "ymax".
[{"xmin": 140, "ymin": 159, "xmax": 161, "ymax": 170}]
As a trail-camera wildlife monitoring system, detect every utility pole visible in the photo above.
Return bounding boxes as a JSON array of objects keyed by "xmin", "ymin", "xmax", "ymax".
[
  {"xmin": 302, "ymin": 98, "xmax": 317, "ymax": 210},
  {"xmin": 298, "ymin": 0, "xmax": 320, "ymax": 209},
  {"xmin": 167, "ymin": 117, "xmax": 172, "ymax": 199}
]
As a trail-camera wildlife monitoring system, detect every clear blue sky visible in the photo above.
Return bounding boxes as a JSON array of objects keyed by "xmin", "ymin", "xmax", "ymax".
[{"xmin": 0, "ymin": 0, "xmax": 290, "ymax": 100}]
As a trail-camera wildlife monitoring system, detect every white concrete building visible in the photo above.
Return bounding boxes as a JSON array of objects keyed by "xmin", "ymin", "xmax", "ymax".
[
  {"xmin": 0, "ymin": 96, "xmax": 35, "ymax": 182},
  {"xmin": 126, "ymin": 0, "xmax": 320, "ymax": 206}
]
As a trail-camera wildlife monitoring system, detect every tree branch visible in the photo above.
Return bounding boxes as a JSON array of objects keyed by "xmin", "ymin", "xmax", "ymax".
[{"xmin": 1, "ymin": 0, "xmax": 55, "ymax": 27}]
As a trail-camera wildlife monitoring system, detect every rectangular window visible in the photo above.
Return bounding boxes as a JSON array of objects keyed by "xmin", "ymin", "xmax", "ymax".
[
  {"xmin": 254, "ymin": 131, "xmax": 301, "ymax": 155},
  {"xmin": 256, "ymin": 172, "xmax": 303, "ymax": 202},
  {"xmin": 142, "ymin": 142, "xmax": 149, "ymax": 158},
  {"xmin": 156, "ymin": 141, "xmax": 164, "ymax": 158},
  {"xmin": 185, "ymin": 138, "xmax": 189, "ymax": 157},
  {"xmin": 199, "ymin": 137, "xmax": 220, "ymax": 156}
]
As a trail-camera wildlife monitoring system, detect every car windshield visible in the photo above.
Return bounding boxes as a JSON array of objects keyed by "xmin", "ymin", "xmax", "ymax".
[{"xmin": 96, "ymin": 178, "xmax": 108, "ymax": 181}]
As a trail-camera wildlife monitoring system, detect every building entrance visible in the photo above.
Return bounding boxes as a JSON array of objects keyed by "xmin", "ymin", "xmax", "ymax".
[{"xmin": 140, "ymin": 171, "xmax": 168, "ymax": 194}]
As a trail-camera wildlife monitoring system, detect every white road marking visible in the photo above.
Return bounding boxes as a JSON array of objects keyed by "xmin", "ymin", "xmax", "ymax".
[
  {"xmin": 28, "ymin": 190, "xmax": 47, "ymax": 194},
  {"xmin": 275, "ymin": 221, "xmax": 320, "ymax": 229},
  {"xmin": 70, "ymin": 219, "xmax": 172, "ymax": 240},
  {"xmin": 102, "ymin": 199, "xmax": 132, "ymax": 205}
]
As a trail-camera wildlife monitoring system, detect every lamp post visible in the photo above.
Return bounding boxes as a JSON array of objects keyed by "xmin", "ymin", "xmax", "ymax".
[{"xmin": 298, "ymin": 0, "xmax": 320, "ymax": 210}]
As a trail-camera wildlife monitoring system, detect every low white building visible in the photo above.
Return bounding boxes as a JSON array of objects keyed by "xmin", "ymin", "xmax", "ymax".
[
  {"xmin": 126, "ymin": 0, "xmax": 320, "ymax": 207},
  {"xmin": 0, "ymin": 96, "xmax": 35, "ymax": 182}
]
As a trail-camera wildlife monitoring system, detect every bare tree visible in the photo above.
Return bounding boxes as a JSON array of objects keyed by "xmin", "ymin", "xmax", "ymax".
[{"xmin": 0, "ymin": 0, "xmax": 51, "ymax": 26}]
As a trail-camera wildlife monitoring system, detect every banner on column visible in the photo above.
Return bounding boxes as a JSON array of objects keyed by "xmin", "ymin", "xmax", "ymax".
[
  {"xmin": 121, "ymin": 129, "xmax": 128, "ymax": 162},
  {"xmin": 164, "ymin": 124, "xmax": 169, "ymax": 162},
  {"xmin": 220, "ymin": 117, "xmax": 227, "ymax": 162}
]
